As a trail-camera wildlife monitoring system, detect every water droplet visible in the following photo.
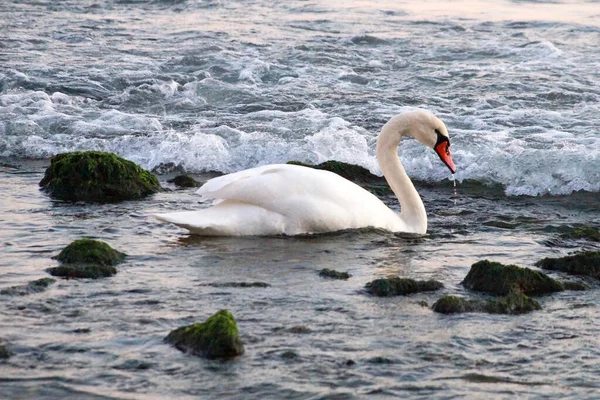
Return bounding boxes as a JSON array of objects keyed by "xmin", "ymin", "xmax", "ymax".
[{"xmin": 451, "ymin": 174, "xmax": 457, "ymax": 205}]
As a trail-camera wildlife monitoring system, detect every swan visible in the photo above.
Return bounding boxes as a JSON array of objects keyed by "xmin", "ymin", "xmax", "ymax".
[{"xmin": 155, "ymin": 110, "xmax": 456, "ymax": 236}]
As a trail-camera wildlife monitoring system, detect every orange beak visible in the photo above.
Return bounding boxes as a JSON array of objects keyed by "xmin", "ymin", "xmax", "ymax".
[{"xmin": 434, "ymin": 140, "xmax": 456, "ymax": 174}]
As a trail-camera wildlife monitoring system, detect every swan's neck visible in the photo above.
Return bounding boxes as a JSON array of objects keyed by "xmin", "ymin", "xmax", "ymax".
[{"xmin": 376, "ymin": 126, "xmax": 427, "ymax": 234}]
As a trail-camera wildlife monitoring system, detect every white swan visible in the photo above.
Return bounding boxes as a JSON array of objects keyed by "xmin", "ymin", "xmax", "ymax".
[{"xmin": 155, "ymin": 110, "xmax": 456, "ymax": 236}]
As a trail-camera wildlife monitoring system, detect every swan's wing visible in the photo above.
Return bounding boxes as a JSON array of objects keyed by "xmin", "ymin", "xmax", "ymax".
[
  {"xmin": 197, "ymin": 164, "xmax": 370, "ymax": 211},
  {"xmin": 195, "ymin": 164, "xmax": 397, "ymax": 232}
]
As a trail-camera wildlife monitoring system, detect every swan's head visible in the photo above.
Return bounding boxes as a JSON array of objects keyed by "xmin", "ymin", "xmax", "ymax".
[{"xmin": 388, "ymin": 110, "xmax": 456, "ymax": 174}]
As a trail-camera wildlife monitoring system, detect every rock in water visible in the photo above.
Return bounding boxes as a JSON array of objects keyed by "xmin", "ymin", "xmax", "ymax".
[
  {"xmin": 461, "ymin": 260, "xmax": 564, "ymax": 295},
  {"xmin": 46, "ymin": 239, "xmax": 125, "ymax": 279},
  {"xmin": 53, "ymin": 239, "xmax": 126, "ymax": 266},
  {"xmin": 559, "ymin": 226, "xmax": 600, "ymax": 242},
  {"xmin": 39, "ymin": 151, "xmax": 161, "ymax": 202},
  {"xmin": 0, "ymin": 345, "xmax": 13, "ymax": 360},
  {"xmin": 165, "ymin": 309, "xmax": 244, "ymax": 359},
  {"xmin": 365, "ymin": 277, "xmax": 443, "ymax": 296},
  {"xmin": 0, "ymin": 278, "xmax": 56, "ymax": 296},
  {"xmin": 432, "ymin": 291, "xmax": 541, "ymax": 315},
  {"xmin": 318, "ymin": 269, "xmax": 351, "ymax": 280},
  {"xmin": 167, "ymin": 175, "xmax": 201, "ymax": 188},
  {"xmin": 536, "ymin": 251, "xmax": 600, "ymax": 280}
]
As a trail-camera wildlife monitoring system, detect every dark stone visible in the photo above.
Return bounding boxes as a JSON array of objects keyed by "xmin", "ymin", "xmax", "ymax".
[
  {"xmin": 39, "ymin": 151, "xmax": 161, "ymax": 202},
  {"xmin": 368, "ymin": 356, "xmax": 393, "ymax": 364},
  {"xmin": 559, "ymin": 226, "xmax": 600, "ymax": 242},
  {"xmin": 432, "ymin": 291, "xmax": 541, "ymax": 315},
  {"xmin": 47, "ymin": 264, "xmax": 117, "ymax": 279},
  {"xmin": 289, "ymin": 326, "xmax": 311, "ymax": 334},
  {"xmin": 365, "ymin": 277, "xmax": 443, "ymax": 297},
  {"xmin": 0, "ymin": 345, "xmax": 13, "ymax": 359},
  {"xmin": 461, "ymin": 260, "xmax": 564, "ymax": 295},
  {"xmin": 203, "ymin": 282, "xmax": 271, "ymax": 288},
  {"xmin": 53, "ymin": 239, "xmax": 126, "ymax": 266},
  {"xmin": 536, "ymin": 251, "xmax": 600, "ymax": 280},
  {"xmin": 281, "ymin": 350, "xmax": 298, "ymax": 359},
  {"xmin": 167, "ymin": 175, "xmax": 201, "ymax": 188},
  {"xmin": 0, "ymin": 278, "xmax": 56, "ymax": 296},
  {"xmin": 318, "ymin": 268, "xmax": 351, "ymax": 280},
  {"xmin": 562, "ymin": 281, "xmax": 590, "ymax": 291},
  {"xmin": 165, "ymin": 309, "xmax": 244, "ymax": 359}
]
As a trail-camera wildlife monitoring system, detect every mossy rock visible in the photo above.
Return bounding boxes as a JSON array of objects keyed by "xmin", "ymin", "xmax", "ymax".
[
  {"xmin": 559, "ymin": 226, "xmax": 600, "ymax": 242},
  {"xmin": 167, "ymin": 175, "xmax": 201, "ymax": 188},
  {"xmin": 461, "ymin": 260, "xmax": 563, "ymax": 296},
  {"xmin": 39, "ymin": 151, "xmax": 161, "ymax": 202},
  {"xmin": 562, "ymin": 281, "xmax": 590, "ymax": 291},
  {"xmin": 165, "ymin": 309, "xmax": 244, "ymax": 359},
  {"xmin": 53, "ymin": 239, "xmax": 126, "ymax": 266},
  {"xmin": 536, "ymin": 251, "xmax": 600, "ymax": 280},
  {"xmin": 47, "ymin": 264, "xmax": 117, "ymax": 279},
  {"xmin": 432, "ymin": 291, "xmax": 541, "ymax": 315},
  {"xmin": 0, "ymin": 278, "xmax": 56, "ymax": 296},
  {"xmin": 203, "ymin": 282, "xmax": 271, "ymax": 288},
  {"xmin": 365, "ymin": 277, "xmax": 443, "ymax": 297},
  {"xmin": 0, "ymin": 345, "xmax": 13, "ymax": 360},
  {"xmin": 318, "ymin": 268, "xmax": 351, "ymax": 280}
]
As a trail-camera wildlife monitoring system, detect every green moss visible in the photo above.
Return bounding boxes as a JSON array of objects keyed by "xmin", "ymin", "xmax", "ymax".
[
  {"xmin": 562, "ymin": 281, "xmax": 590, "ymax": 291},
  {"xmin": 536, "ymin": 251, "xmax": 600, "ymax": 280},
  {"xmin": 365, "ymin": 277, "xmax": 443, "ymax": 297},
  {"xmin": 432, "ymin": 292, "xmax": 541, "ymax": 315},
  {"xmin": 483, "ymin": 291, "xmax": 541, "ymax": 314},
  {"xmin": 0, "ymin": 345, "xmax": 13, "ymax": 360},
  {"xmin": 432, "ymin": 295, "xmax": 481, "ymax": 314},
  {"xmin": 0, "ymin": 278, "xmax": 56, "ymax": 296},
  {"xmin": 53, "ymin": 239, "xmax": 126, "ymax": 266},
  {"xmin": 46, "ymin": 264, "xmax": 117, "ymax": 279},
  {"xmin": 39, "ymin": 151, "xmax": 161, "ymax": 202},
  {"xmin": 559, "ymin": 226, "xmax": 600, "ymax": 242},
  {"xmin": 167, "ymin": 175, "xmax": 201, "ymax": 188},
  {"xmin": 165, "ymin": 309, "xmax": 244, "ymax": 359},
  {"xmin": 461, "ymin": 260, "xmax": 564, "ymax": 295},
  {"xmin": 318, "ymin": 268, "xmax": 351, "ymax": 280}
]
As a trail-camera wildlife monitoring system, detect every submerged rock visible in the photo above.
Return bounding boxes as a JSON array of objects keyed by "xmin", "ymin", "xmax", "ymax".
[
  {"xmin": 47, "ymin": 239, "xmax": 125, "ymax": 279},
  {"xmin": 0, "ymin": 345, "xmax": 13, "ymax": 360},
  {"xmin": 53, "ymin": 239, "xmax": 126, "ymax": 266},
  {"xmin": 536, "ymin": 251, "xmax": 600, "ymax": 280},
  {"xmin": 0, "ymin": 278, "xmax": 56, "ymax": 296},
  {"xmin": 559, "ymin": 226, "xmax": 600, "ymax": 242},
  {"xmin": 318, "ymin": 268, "xmax": 351, "ymax": 280},
  {"xmin": 203, "ymin": 282, "xmax": 271, "ymax": 288},
  {"xmin": 165, "ymin": 309, "xmax": 244, "ymax": 359},
  {"xmin": 47, "ymin": 264, "xmax": 117, "ymax": 279},
  {"xmin": 39, "ymin": 151, "xmax": 161, "ymax": 202},
  {"xmin": 167, "ymin": 175, "xmax": 201, "ymax": 188},
  {"xmin": 365, "ymin": 277, "xmax": 443, "ymax": 297},
  {"xmin": 432, "ymin": 291, "xmax": 541, "ymax": 315},
  {"xmin": 562, "ymin": 281, "xmax": 590, "ymax": 291},
  {"xmin": 461, "ymin": 260, "xmax": 563, "ymax": 295}
]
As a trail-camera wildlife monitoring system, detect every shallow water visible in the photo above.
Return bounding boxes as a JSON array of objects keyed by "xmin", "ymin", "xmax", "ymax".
[{"xmin": 1, "ymin": 0, "xmax": 600, "ymax": 399}]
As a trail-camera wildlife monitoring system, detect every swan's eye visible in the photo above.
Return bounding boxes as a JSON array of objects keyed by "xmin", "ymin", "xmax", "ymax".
[{"xmin": 435, "ymin": 129, "xmax": 442, "ymax": 136}]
